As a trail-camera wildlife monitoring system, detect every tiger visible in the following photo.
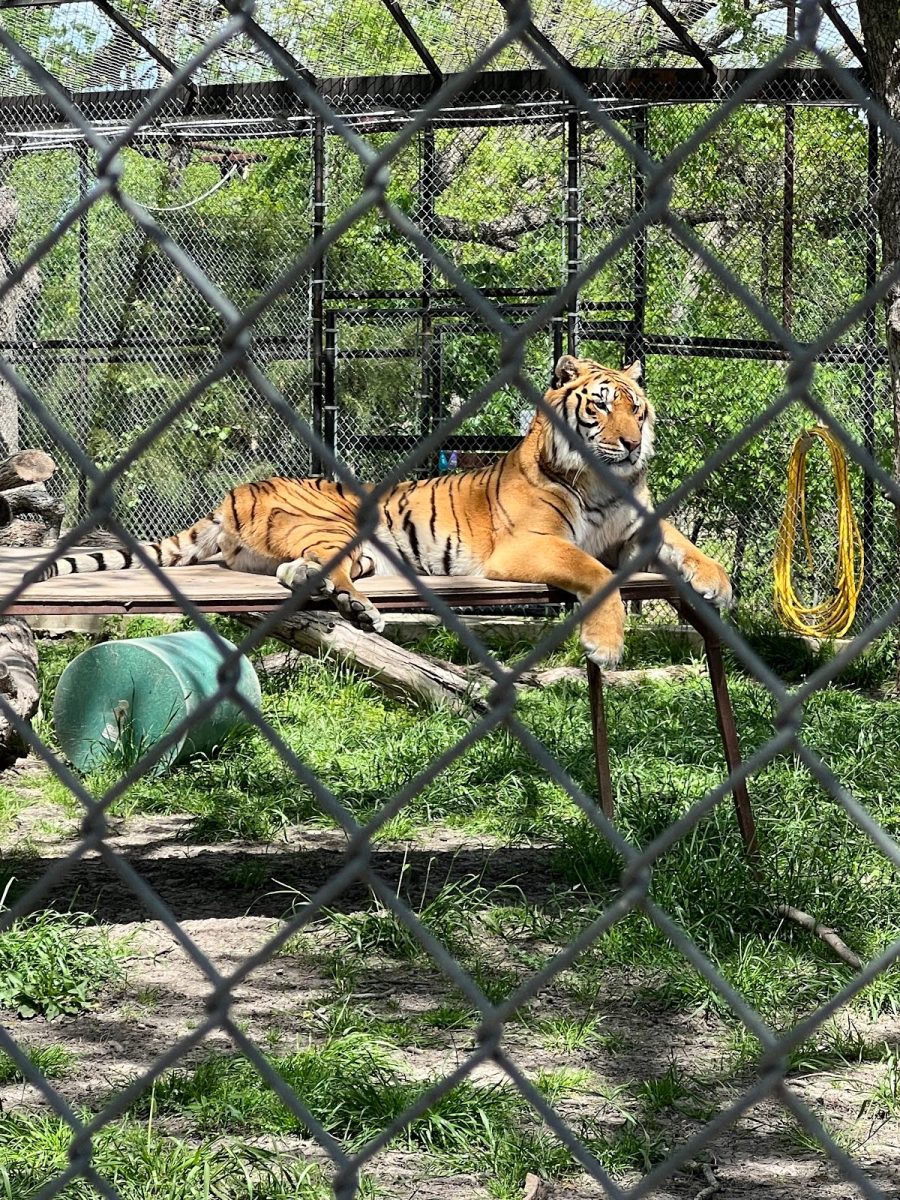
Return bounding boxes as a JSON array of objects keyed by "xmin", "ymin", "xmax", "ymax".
[{"xmin": 39, "ymin": 355, "xmax": 731, "ymax": 668}]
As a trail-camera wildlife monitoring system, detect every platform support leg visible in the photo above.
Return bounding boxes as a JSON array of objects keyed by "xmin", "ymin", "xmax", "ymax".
[
  {"xmin": 587, "ymin": 660, "xmax": 615, "ymax": 820},
  {"xmin": 677, "ymin": 603, "xmax": 759, "ymax": 856}
]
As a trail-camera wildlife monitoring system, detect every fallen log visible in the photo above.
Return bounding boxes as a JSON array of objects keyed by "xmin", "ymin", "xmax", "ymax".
[
  {"xmin": 247, "ymin": 610, "xmax": 708, "ymax": 714},
  {"xmin": 242, "ymin": 610, "xmax": 491, "ymax": 714},
  {"xmin": 0, "ymin": 617, "xmax": 39, "ymax": 764},
  {"xmin": 518, "ymin": 662, "xmax": 705, "ymax": 689},
  {"xmin": 0, "ymin": 449, "xmax": 55, "ymax": 492},
  {"xmin": 0, "ymin": 481, "xmax": 65, "ymax": 546}
]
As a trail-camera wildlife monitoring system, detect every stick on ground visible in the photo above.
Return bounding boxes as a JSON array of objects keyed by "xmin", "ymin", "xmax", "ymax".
[{"xmin": 777, "ymin": 903, "xmax": 862, "ymax": 969}]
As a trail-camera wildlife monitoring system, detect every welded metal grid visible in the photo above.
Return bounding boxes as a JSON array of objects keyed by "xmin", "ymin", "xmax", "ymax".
[{"xmin": 1, "ymin": 1, "xmax": 900, "ymax": 1197}]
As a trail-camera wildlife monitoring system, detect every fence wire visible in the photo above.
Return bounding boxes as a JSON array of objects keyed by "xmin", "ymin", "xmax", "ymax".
[
  {"xmin": 0, "ymin": 0, "xmax": 899, "ymax": 1197},
  {"xmin": 1, "ymin": 68, "xmax": 893, "ymax": 619}
]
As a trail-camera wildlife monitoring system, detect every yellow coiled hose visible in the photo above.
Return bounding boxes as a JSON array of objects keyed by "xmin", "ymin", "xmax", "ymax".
[{"xmin": 773, "ymin": 425, "xmax": 864, "ymax": 638}]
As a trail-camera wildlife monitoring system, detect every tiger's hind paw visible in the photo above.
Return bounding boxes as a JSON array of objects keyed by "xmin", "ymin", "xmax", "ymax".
[
  {"xmin": 333, "ymin": 589, "xmax": 385, "ymax": 634},
  {"xmin": 276, "ymin": 557, "xmax": 335, "ymax": 599}
]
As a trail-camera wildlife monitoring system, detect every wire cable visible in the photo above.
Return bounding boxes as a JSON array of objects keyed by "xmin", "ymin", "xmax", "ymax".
[{"xmin": 773, "ymin": 425, "xmax": 864, "ymax": 638}]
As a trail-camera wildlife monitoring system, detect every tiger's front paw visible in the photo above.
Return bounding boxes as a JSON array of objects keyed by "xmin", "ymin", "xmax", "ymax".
[
  {"xmin": 276, "ymin": 557, "xmax": 335, "ymax": 598},
  {"xmin": 682, "ymin": 554, "xmax": 732, "ymax": 609},
  {"xmin": 333, "ymin": 589, "xmax": 386, "ymax": 635},
  {"xmin": 580, "ymin": 597, "xmax": 626, "ymax": 669}
]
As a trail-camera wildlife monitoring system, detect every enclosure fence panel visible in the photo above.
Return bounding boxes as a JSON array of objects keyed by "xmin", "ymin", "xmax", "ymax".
[
  {"xmin": 0, "ymin": 0, "xmax": 899, "ymax": 1198},
  {"xmin": 0, "ymin": 10, "xmax": 892, "ymax": 622}
]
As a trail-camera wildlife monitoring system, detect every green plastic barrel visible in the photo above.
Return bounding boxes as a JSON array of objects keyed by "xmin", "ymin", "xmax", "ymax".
[{"xmin": 53, "ymin": 631, "xmax": 261, "ymax": 775}]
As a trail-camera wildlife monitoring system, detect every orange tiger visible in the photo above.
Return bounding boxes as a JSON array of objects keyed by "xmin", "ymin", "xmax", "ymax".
[{"xmin": 40, "ymin": 356, "xmax": 730, "ymax": 667}]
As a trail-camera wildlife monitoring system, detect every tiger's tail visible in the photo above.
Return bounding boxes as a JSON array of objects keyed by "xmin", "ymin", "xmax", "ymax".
[{"xmin": 37, "ymin": 512, "xmax": 223, "ymax": 581}]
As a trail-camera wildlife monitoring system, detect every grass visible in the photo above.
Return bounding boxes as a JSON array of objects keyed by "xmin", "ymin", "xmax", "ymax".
[
  {"xmin": 0, "ymin": 1112, "xmax": 340, "ymax": 1200},
  {"xmin": 866, "ymin": 1046, "xmax": 900, "ymax": 1120},
  {"xmin": 0, "ymin": 898, "xmax": 123, "ymax": 1019},
  {"xmin": 300, "ymin": 861, "xmax": 499, "ymax": 964},
  {"xmin": 8, "ymin": 616, "xmax": 899, "ymax": 1192},
  {"xmin": 131, "ymin": 1033, "xmax": 668, "ymax": 1198},
  {"xmin": 0, "ymin": 1044, "xmax": 74, "ymax": 1086},
  {"xmin": 23, "ymin": 620, "xmax": 900, "ymax": 1034}
]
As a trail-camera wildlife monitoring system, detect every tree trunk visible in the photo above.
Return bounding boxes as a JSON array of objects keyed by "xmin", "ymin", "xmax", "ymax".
[
  {"xmin": 0, "ymin": 617, "xmax": 39, "ymax": 765},
  {"xmin": 0, "ymin": 481, "xmax": 64, "ymax": 545},
  {"xmin": 0, "ymin": 451, "xmax": 62, "ymax": 546},
  {"xmin": 856, "ymin": 0, "xmax": 900, "ymax": 682}
]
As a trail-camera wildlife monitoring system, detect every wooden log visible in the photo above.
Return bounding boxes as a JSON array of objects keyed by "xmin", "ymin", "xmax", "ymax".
[
  {"xmin": 0, "ymin": 520, "xmax": 52, "ymax": 548},
  {"xmin": 0, "ymin": 617, "xmax": 39, "ymax": 764},
  {"xmin": 0, "ymin": 482, "xmax": 64, "ymax": 530},
  {"xmin": 249, "ymin": 617, "xmax": 711, "ymax": 715},
  {"xmin": 517, "ymin": 663, "xmax": 706, "ymax": 689},
  {"xmin": 242, "ymin": 609, "xmax": 491, "ymax": 714},
  {"xmin": 0, "ymin": 481, "xmax": 64, "ymax": 547},
  {"xmin": 0, "ymin": 449, "xmax": 56, "ymax": 492}
]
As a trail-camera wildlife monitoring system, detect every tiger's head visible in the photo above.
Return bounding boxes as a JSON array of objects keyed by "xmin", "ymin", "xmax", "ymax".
[{"xmin": 541, "ymin": 355, "xmax": 655, "ymax": 481}]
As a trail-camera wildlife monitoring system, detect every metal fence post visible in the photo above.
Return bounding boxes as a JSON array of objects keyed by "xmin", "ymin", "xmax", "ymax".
[{"xmin": 311, "ymin": 115, "xmax": 327, "ymax": 476}]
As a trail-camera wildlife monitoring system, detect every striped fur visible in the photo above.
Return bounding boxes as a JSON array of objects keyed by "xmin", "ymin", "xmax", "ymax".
[{"xmin": 41, "ymin": 357, "xmax": 731, "ymax": 665}]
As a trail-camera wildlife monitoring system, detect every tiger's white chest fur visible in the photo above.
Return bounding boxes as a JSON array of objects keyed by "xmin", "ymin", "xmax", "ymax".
[{"xmin": 568, "ymin": 470, "xmax": 650, "ymax": 567}]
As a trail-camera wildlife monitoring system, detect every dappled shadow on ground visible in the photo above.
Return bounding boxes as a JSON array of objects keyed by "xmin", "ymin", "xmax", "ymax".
[
  {"xmin": 3, "ymin": 814, "xmax": 900, "ymax": 1198},
  {"xmin": 1, "ymin": 838, "xmax": 567, "ymax": 923}
]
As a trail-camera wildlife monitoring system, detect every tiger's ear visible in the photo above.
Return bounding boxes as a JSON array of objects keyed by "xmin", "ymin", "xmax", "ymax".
[
  {"xmin": 622, "ymin": 360, "xmax": 642, "ymax": 381},
  {"xmin": 553, "ymin": 355, "xmax": 581, "ymax": 386}
]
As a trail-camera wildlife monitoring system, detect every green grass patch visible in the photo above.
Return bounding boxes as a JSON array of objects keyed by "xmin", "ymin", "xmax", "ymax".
[
  {"xmin": 31, "ymin": 627, "xmax": 900, "ymax": 1032},
  {"xmin": 0, "ymin": 903, "xmax": 123, "ymax": 1019},
  {"xmin": 0, "ymin": 1044, "xmax": 74, "ymax": 1085},
  {"xmin": 133, "ymin": 1035, "xmax": 667, "ymax": 1197},
  {"xmin": 0, "ymin": 1112, "xmax": 335, "ymax": 1200}
]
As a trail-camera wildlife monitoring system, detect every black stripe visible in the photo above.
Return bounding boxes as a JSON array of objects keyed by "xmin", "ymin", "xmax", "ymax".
[
  {"xmin": 447, "ymin": 483, "xmax": 461, "ymax": 542},
  {"xmin": 90, "ymin": 553, "xmax": 107, "ymax": 571},
  {"xmin": 492, "ymin": 459, "xmax": 515, "ymax": 531},
  {"xmin": 442, "ymin": 535, "xmax": 453, "ymax": 575},
  {"xmin": 538, "ymin": 496, "xmax": 577, "ymax": 537},
  {"xmin": 402, "ymin": 511, "xmax": 421, "ymax": 568},
  {"xmin": 64, "ymin": 557, "xmax": 78, "ymax": 573},
  {"xmin": 429, "ymin": 488, "xmax": 438, "ymax": 541}
]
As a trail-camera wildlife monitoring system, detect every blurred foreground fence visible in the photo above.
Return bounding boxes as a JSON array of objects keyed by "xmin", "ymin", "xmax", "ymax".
[{"xmin": 0, "ymin": 0, "xmax": 900, "ymax": 1197}]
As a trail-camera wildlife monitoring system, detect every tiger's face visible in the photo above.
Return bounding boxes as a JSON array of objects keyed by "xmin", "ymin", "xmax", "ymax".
[{"xmin": 547, "ymin": 355, "xmax": 655, "ymax": 478}]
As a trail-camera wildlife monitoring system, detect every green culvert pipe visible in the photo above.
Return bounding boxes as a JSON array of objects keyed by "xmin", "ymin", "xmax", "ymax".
[{"xmin": 53, "ymin": 631, "xmax": 262, "ymax": 775}]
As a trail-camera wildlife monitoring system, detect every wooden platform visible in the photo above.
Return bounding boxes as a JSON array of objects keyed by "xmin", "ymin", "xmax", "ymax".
[{"xmin": 0, "ymin": 548, "xmax": 678, "ymax": 617}]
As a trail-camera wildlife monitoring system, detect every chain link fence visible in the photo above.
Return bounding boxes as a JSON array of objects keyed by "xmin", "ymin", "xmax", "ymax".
[
  {"xmin": 0, "ymin": 16, "xmax": 893, "ymax": 621},
  {"xmin": 0, "ymin": 0, "xmax": 899, "ymax": 1197}
]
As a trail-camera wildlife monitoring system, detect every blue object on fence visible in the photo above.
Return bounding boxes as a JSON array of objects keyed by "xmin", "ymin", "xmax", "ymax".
[
  {"xmin": 438, "ymin": 450, "xmax": 449, "ymax": 472},
  {"xmin": 53, "ymin": 631, "xmax": 261, "ymax": 775}
]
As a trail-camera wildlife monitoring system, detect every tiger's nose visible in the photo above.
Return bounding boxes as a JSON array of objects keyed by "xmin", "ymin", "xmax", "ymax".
[{"xmin": 620, "ymin": 434, "xmax": 641, "ymax": 453}]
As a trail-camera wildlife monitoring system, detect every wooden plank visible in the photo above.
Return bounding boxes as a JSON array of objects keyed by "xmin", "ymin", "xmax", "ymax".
[{"xmin": 0, "ymin": 547, "xmax": 678, "ymax": 616}]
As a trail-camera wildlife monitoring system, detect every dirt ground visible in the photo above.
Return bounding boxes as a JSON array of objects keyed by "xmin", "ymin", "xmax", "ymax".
[{"xmin": 2, "ymin": 790, "xmax": 899, "ymax": 1199}]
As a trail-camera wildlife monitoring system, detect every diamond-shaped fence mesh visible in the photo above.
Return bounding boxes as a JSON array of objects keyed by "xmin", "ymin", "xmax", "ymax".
[{"xmin": 0, "ymin": 0, "xmax": 899, "ymax": 1197}]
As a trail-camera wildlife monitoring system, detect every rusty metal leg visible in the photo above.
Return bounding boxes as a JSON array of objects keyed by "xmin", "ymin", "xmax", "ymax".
[
  {"xmin": 587, "ymin": 660, "xmax": 615, "ymax": 820},
  {"xmin": 677, "ymin": 603, "xmax": 759, "ymax": 857}
]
